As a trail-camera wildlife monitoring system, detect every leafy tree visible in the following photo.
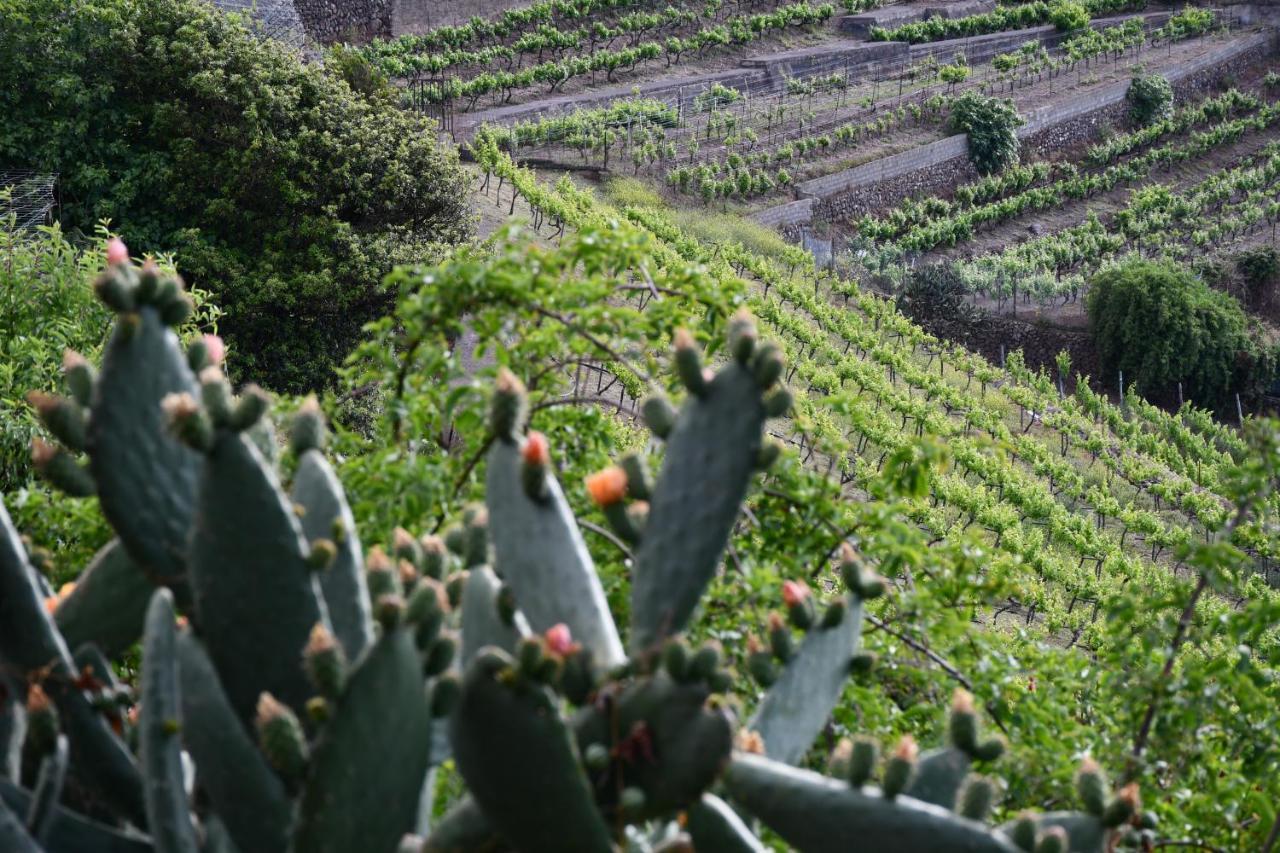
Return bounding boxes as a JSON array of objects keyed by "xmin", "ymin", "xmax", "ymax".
[
  {"xmin": 0, "ymin": 0, "xmax": 473, "ymax": 391},
  {"xmin": 1086, "ymin": 258, "xmax": 1274, "ymax": 405},
  {"xmin": 1048, "ymin": 0, "xmax": 1090, "ymax": 31},
  {"xmin": 1127, "ymin": 74, "xmax": 1174, "ymax": 126},
  {"xmin": 949, "ymin": 92, "xmax": 1024, "ymax": 175}
]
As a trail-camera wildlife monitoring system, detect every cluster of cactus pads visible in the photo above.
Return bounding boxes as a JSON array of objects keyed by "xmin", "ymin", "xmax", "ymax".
[{"xmin": 0, "ymin": 247, "xmax": 1156, "ymax": 852}]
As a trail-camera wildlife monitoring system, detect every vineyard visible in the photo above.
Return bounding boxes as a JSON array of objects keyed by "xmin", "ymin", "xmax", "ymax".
[{"xmin": 6, "ymin": 0, "xmax": 1280, "ymax": 851}]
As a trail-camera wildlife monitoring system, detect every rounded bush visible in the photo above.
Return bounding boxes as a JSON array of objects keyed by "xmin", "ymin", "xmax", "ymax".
[{"xmin": 1127, "ymin": 74, "xmax": 1175, "ymax": 126}]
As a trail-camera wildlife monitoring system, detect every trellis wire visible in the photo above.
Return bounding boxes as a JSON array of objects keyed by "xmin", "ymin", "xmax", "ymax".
[{"xmin": 0, "ymin": 171, "xmax": 57, "ymax": 231}]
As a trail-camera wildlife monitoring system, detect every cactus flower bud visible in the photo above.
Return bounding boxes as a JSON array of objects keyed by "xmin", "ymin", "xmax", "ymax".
[
  {"xmin": 1008, "ymin": 812, "xmax": 1038, "ymax": 852},
  {"xmin": 1103, "ymin": 782, "xmax": 1140, "ymax": 828},
  {"xmin": 303, "ymin": 623, "xmax": 346, "ymax": 699},
  {"xmin": 848, "ymin": 650, "xmax": 876, "ymax": 677},
  {"xmin": 255, "ymin": 693, "xmax": 308, "ymax": 787},
  {"xmin": 365, "ymin": 546, "xmax": 400, "ymax": 600},
  {"xmin": 423, "ymin": 631, "xmax": 457, "ymax": 678},
  {"xmin": 30, "ymin": 437, "xmax": 94, "ymax": 497},
  {"xmin": 688, "ymin": 641, "xmax": 722, "ymax": 680},
  {"xmin": 398, "ymin": 559, "xmax": 419, "ymax": 595},
  {"xmin": 735, "ymin": 729, "xmax": 765, "ymax": 755},
  {"xmin": 306, "ymin": 539, "xmax": 336, "ymax": 572},
  {"xmin": 522, "ymin": 430, "xmax": 549, "ymax": 466},
  {"xmin": 106, "ymin": 237, "xmax": 128, "ymax": 266},
  {"xmin": 959, "ymin": 774, "xmax": 997, "ymax": 820},
  {"xmin": 751, "ymin": 341, "xmax": 785, "ymax": 388},
  {"xmin": 1075, "ymin": 757, "xmax": 1108, "ymax": 817},
  {"xmin": 430, "ymin": 672, "xmax": 461, "ymax": 718},
  {"xmin": 767, "ymin": 612, "xmax": 793, "ymax": 663},
  {"xmin": 663, "ymin": 638, "xmax": 690, "ymax": 681},
  {"xmin": 62, "ymin": 349, "xmax": 94, "ymax": 407},
  {"xmin": 641, "ymin": 394, "xmax": 677, "ymax": 439},
  {"xmin": 203, "ymin": 334, "xmax": 225, "ymax": 366},
  {"xmin": 543, "ymin": 623, "xmax": 574, "ymax": 657},
  {"xmin": 673, "ymin": 328, "xmax": 706, "ymax": 397},
  {"xmin": 290, "ymin": 394, "xmax": 326, "ymax": 454},
  {"xmin": 848, "ymin": 736, "xmax": 879, "ymax": 788},
  {"xmin": 419, "ymin": 534, "xmax": 447, "ymax": 579},
  {"xmin": 393, "ymin": 527, "xmax": 422, "ymax": 566},
  {"xmin": 406, "ymin": 578, "xmax": 449, "ymax": 649},
  {"xmin": 950, "ymin": 688, "xmax": 979, "ymax": 754},
  {"xmin": 374, "ymin": 594, "xmax": 405, "ymax": 630},
  {"xmin": 490, "ymin": 368, "xmax": 528, "ymax": 441},
  {"xmin": 585, "ymin": 466, "xmax": 628, "ymax": 507},
  {"xmin": 763, "ymin": 386, "xmax": 793, "ymax": 418},
  {"xmin": 747, "ymin": 635, "xmax": 778, "ymax": 686},
  {"xmin": 229, "ymin": 384, "xmax": 270, "ymax": 432},
  {"xmin": 819, "ymin": 598, "xmax": 847, "ymax": 629},
  {"xmin": 521, "ymin": 431, "xmax": 550, "ymax": 502},
  {"xmin": 781, "ymin": 580, "xmax": 809, "ymax": 608},
  {"xmin": 783, "ymin": 580, "xmax": 815, "ymax": 630},
  {"xmin": 161, "ymin": 392, "xmax": 213, "ymax": 452},
  {"xmin": 881, "ymin": 735, "xmax": 917, "ymax": 800},
  {"xmin": 618, "ymin": 451, "xmax": 652, "ymax": 500},
  {"xmin": 728, "ymin": 308, "xmax": 758, "ymax": 364},
  {"xmin": 27, "ymin": 391, "xmax": 86, "ymax": 452}
]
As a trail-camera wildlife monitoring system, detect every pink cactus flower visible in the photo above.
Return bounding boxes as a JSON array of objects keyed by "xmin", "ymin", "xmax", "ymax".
[
  {"xmin": 544, "ymin": 623, "xmax": 573, "ymax": 656},
  {"xmin": 203, "ymin": 334, "xmax": 225, "ymax": 365},
  {"xmin": 782, "ymin": 579, "xmax": 810, "ymax": 607},
  {"xmin": 106, "ymin": 237, "xmax": 129, "ymax": 266}
]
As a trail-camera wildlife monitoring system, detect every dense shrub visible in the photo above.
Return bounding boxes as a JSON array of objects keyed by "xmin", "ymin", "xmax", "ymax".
[
  {"xmin": 1127, "ymin": 74, "xmax": 1174, "ymax": 126},
  {"xmin": 949, "ymin": 92, "xmax": 1024, "ymax": 175},
  {"xmin": 1048, "ymin": 0, "xmax": 1090, "ymax": 31},
  {"xmin": 1086, "ymin": 258, "xmax": 1274, "ymax": 404},
  {"xmin": 0, "ymin": 223, "xmax": 110, "ymax": 491},
  {"xmin": 0, "ymin": 0, "xmax": 473, "ymax": 391}
]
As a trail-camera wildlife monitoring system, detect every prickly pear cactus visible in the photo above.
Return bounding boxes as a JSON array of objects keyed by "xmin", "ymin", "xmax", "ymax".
[{"xmin": 0, "ymin": 250, "xmax": 1146, "ymax": 853}]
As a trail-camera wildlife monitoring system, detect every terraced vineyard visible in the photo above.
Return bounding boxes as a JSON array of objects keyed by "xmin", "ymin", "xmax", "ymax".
[
  {"xmin": 6, "ymin": 0, "xmax": 1280, "ymax": 850},
  {"xmin": 428, "ymin": 0, "xmax": 1280, "ymax": 843}
]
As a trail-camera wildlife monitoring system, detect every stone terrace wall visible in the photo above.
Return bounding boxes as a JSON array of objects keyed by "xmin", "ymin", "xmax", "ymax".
[
  {"xmin": 801, "ymin": 29, "xmax": 1275, "ymax": 223},
  {"xmin": 391, "ymin": 0, "xmax": 529, "ymax": 35},
  {"xmin": 294, "ymin": 0, "xmax": 389, "ymax": 42}
]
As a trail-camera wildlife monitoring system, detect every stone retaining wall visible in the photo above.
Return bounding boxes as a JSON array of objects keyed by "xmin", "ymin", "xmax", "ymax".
[
  {"xmin": 294, "ymin": 0, "xmax": 389, "ymax": 42},
  {"xmin": 390, "ymin": 0, "xmax": 527, "ymax": 34},
  {"xmin": 786, "ymin": 29, "xmax": 1275, "ymax": 224}
]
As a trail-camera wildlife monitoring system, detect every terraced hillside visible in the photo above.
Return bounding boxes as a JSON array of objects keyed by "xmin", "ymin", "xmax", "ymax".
[{"xmin": 358, "ymin": 0, "xmax": 1280, "ymax": 840}]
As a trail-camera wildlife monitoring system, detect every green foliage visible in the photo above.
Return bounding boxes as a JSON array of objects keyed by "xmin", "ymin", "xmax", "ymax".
[
  {"xmin": 949, "ymin": 92, "xmax": 1024, "ymax": 175},
  {"xmin": 1086, "ymin": 258, "xmax": 1271, "ymax": 405},
  {"xmin": 0, "ymin": 224, "xmax": 110, "ymax": 492},
  {"xmin": 0, "ymin": 0, "xmax": 472, "ymax": 391},
  {"xmin": 1126, "ymin": 75, "xmax": 1174, "ymax": 126},
  {"xmin": 1048, "ymin": 0, "xmax": 1089, "ymax": 31}
]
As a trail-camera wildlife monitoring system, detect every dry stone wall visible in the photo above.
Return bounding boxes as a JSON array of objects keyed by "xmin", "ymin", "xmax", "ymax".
[
  {"xmin": 293, "ymin": 0, "xmax": 389, "ymax": 42},
  {"xmin": 801, "ymin": 29, "xmax": 1275, "ymax": 224}
]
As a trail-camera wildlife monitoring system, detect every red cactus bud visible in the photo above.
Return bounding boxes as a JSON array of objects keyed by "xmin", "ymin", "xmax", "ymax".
[
  {"xmin": 585, "ymin": 466, "xmax": 628, "ymax": 507},
  {"xmin": 522, "ymin": 431, "xmax": 550, "ymax": 466},
  {"xmin": 735, "ymin": 729, "xmax": 765, "ymax": 755},
  {"xmin": 544, "ymin": 623, "xmax": 573, "ymax": 656},
  {"xmin": 781, "ymin": 580, "xmax": 809, "ymax": 607},
  {"xmin": 30, "ymin": 437, "xmax": 57, "ymax": 467},
  {"xmin": 106, "ymin": 237, "xmax": 128, "ymax": 266},
  {"xmin": 952, "ymin": 688, "xmax": 975, "ymax": 715},
  {"xmin": 673, "ymin": 327, "xmax": 696, "ymax": 352},
  {"xmin": 893, "ymin": 734, "xmax": 918, "ymax": 762}
]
